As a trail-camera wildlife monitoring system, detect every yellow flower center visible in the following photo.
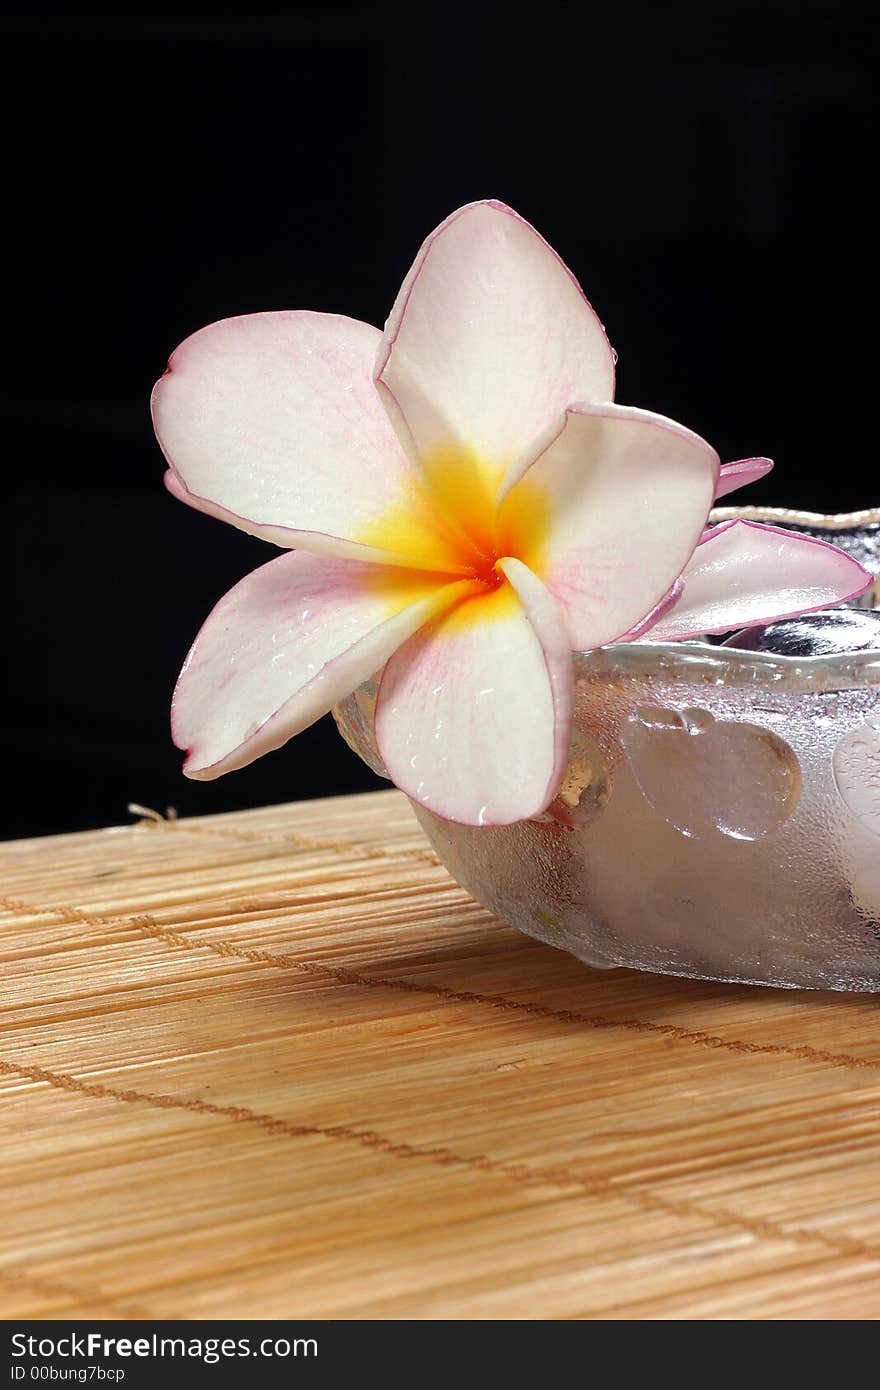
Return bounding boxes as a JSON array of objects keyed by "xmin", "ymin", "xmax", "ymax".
[{"xmin": 357, "ymin": 443, "xmax": 549, "ymax": 593}]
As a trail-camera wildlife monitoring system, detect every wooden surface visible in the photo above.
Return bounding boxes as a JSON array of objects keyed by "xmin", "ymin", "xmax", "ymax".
[{"xmin": 2, "ymin": 789, "xmax": 880, "ymax": 1321}]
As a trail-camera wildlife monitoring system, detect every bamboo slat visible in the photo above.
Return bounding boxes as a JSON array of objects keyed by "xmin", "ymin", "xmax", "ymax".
[{"xmin": 2, "ymin": 788, "xmax": 880, "ymax": 1320}]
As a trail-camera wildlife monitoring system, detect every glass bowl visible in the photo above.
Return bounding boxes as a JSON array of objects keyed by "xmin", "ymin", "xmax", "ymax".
[{"xmin": 334, "ymin": 507, "xmax": 880, "ymax": 992}]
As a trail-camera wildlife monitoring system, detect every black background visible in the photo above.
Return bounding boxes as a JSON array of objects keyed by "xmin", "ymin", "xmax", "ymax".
[{"xmin": 8, "ymin": 1, "xmax": 875, "ymax": 840}]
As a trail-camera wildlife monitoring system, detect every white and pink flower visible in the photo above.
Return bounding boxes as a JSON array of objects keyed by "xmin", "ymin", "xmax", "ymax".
[{"xmin": 152, "ymin": 200, "xmax": 872, "ymax": 826}]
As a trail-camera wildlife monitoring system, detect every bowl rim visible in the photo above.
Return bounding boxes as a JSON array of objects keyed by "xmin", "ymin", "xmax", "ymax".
[
  {"xmin": 580, "ymin": 640, "xmax": 880, "ymax": 687},
  {"xmin": 709, "ymin": 504, "xmax": 880, "ymax": 529}
]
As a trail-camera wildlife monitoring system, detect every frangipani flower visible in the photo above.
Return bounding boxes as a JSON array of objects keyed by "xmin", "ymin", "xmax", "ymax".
[{"xmin": 153, "ymin": 200, "xmax": 872, "ymax": 827}]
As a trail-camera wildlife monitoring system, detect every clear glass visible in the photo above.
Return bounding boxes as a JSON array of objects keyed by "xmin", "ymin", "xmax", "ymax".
[{"xmin": 334, "ymin": 509, "xmax": 880, "ymax": 992}]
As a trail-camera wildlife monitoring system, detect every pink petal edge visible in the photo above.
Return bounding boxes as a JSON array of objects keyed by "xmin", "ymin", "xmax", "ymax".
[
  {"xmin": 161, "ymin": 466, "xmax": 465, "ymax": 569},
  {"xmin": 643, "ymin": 519, "xmax": 874, "ymax": 641},
  {"xmin": 173, "ymin": 550, "xmax": 476, "ymax": 780},
  {"xmin": 153, "ymin": 310, "xmax": 457, "ymax": 568},
  {"xmin": 500, "ymin": 401, "xmax": 720, "ymax": 650},
  {"xmin": 375, "ymin": 199, "xmax": 615, "ymax": 392},
  {"xmin": 499, "ymin": 555, "xmax": 573, "ymax": 805},
  {"xmin": 612, "ymin": 576, "xmax": 686, "ymax": 643},
  {"xmin": 374, "ymin": 201, "xmax": 616, "ymax": 492},
  {"xmin": 714, "ymin": 456, "xmax": 774, "ymax": 501}
]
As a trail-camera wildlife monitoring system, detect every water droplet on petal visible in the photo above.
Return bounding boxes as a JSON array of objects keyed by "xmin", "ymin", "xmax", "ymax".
[{"xmin": 621, "ymin": 704, "xmax": 802, "ymax": 840}]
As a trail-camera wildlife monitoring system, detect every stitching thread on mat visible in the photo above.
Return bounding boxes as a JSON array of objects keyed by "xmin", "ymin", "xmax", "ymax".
[
  {"xmin": 129, "ymin": 811, "xmax": 441, "ymax": 865},
  {"xmin": 1, "ymin": 1057, "xmax": 874, "ymax": 1266},
  {"xmin": 134, "ymin": 917, "xmax": 880, "ymax": 1074},
  {"xmin": 2, "ymin": 890, "xmax": 879, "ymax": 1077}
]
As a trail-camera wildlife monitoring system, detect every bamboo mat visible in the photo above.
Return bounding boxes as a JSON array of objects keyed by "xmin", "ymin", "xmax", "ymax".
[{"xmin": 2, "ymin": 789, "xmax": 880, "ymax": 1321}]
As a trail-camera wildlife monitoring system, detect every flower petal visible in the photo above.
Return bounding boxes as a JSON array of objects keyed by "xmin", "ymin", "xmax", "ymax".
[
  {"xmin": 644, "ymin": 519, "xmax": 874, "ymax": 640},
  {"xmin": 714, "ymin": 456, "xmax": 774, "ymax": 500},
  {"xmin": 499, "ymin": 402, "xmax": 719, "ymax": 650},
  {"xmin": 153, "ymin": 311, "xmax": 464, "ymax": 570},
  {"xmin": 174, "ymin": 551, "xmax": 477, "ymax": 779},
  {"xmin": 374, "ymin": 558, "xmax": 572, "ymax": 826},
  {"xmin": 375, "ymin": 200, "xmax": 615, "ymax": 510},
  {"xmin": 612, "ymin": 577, "xmax": 686, "ymax": 643}
]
